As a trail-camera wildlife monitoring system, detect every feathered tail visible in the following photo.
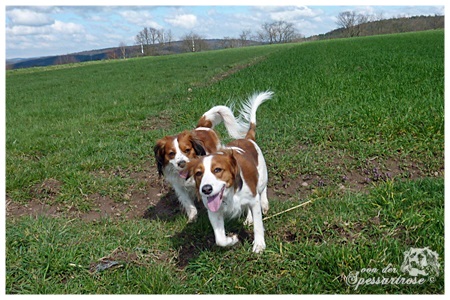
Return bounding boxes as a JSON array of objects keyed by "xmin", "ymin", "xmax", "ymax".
[
  {"xmin": 197, "ymin": 91, "xmax": 273, "ymax": 140},
  {"xmin": 238, "ymin": 90, "xmax": 273, "ymax": 127},
  {"xmin": 197, "ymin": 105, "xmax": 247, "ymax": 139}
]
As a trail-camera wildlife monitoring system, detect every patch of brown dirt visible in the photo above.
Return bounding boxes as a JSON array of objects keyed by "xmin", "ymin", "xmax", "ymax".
[
  {"xmin": 6, "ymin": 190, "xmax": 161, "ymax": 221},
  {"xmin": 340, "ymin": 156, "xmax": 431, "ymax": 192},
  {"xmin": 89, "ymin": 246, "xmax": 176, "ymax": 273},
  {"xmin": 6, "ymin": 196, "xmax": 64, "ymax": 218},
  {"xmin": 6, "ymin": 163, "xmax": 184, "ymax": 222},
  {"xmin": 30, "ymin": 178, "xmax": 62, "ymax": 201},
  {"xmin": 268, "ymin": 153, "xmax": 441, "ymax": 201},
  {"xmin": 269, "ymin": 173, "xmax": 315, "ymax": 201},
  {"xmin": 140, "ymin": 111, "xmax": 173, "ymax": 131}
]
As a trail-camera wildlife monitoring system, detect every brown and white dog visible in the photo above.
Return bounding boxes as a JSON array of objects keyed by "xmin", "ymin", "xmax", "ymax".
[
  {"xmin": 154, "ymin": 104, "xmax": 250, "ymax": 222},
  {"xmin": 187, "ymin": 91, "xmax": 273, "ymax": 253}
]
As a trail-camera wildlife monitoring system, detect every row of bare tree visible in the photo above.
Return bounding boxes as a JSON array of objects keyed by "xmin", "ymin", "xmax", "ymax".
[
  {"xmin": 336, "ymin": 11, "xmax": 371, "ymax": 38},
  {"xmin": 134, "ymin": 27, "xmax": 175, "ymax": 56},
  {"xmin": 130, "ymin": 20, "xmax": 302, "ymax": 56},
  {"xmin": 257, "ymin": 21, "xmax": 303, "ymax": 44}
]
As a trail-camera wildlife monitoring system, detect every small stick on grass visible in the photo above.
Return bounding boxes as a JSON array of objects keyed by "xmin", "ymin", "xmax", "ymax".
[{"xmin": 263, "ymin": 200, "xmax": 313, "ymax": 221}]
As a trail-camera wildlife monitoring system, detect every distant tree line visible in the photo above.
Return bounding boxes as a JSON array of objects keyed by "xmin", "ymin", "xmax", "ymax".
[
  {"xmin": 125, "ymin": 19, "xmax": 303, "ymax": 58},
  {"xmin": 256, "ymin": 21, "xmax": 304, "ymax": 44},
  {"xmin": 333, "ymin": 11, "xmax": 444, "ymax": 39}
]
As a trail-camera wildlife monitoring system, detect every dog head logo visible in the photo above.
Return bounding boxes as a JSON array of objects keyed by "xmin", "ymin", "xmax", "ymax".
[{"xmin": 400, "ymin": 247, "xmax": 440, "ymax": 277}]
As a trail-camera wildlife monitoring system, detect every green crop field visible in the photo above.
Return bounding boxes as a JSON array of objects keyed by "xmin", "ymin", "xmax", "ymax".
[{"xmin": 5, "ymin": 30, "xmax": 444, "ymax": 294}]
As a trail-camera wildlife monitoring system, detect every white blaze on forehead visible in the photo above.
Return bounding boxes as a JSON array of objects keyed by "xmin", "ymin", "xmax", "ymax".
[
  {"xmin": 173, "ymin": 139, "xmax": 179, "ymax": 153},
  {"xmin": 200, "ymin": 156, "xmax": 225, "ymax": 194},
  {"xmin": 172, "ymin": 138, "xmax": 189, "ymax": 164},
  {"xmin": 200, "ymin": 156, "xmax": 215, "ymax": 185}
]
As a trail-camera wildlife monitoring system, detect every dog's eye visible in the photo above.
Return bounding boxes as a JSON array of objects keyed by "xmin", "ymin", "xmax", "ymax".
[
  {"xmin": 214, "ymin": 168, "xmax": 222, "ymax": 174},
  {"xmin": 168, "ymin": 152, "xmax": 175, "ymax": 159},
  {"xmin": 184, "ymin": 148, "xmax": 191, "ymax": 154},
  {"xmin": 195, "ymin": 171, "xmax": 203, "ymax": 177}
]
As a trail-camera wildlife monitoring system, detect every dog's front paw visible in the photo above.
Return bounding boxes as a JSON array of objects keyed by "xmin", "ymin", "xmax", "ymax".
[
  {"xmin": 227, "ymin": 234, "xmax": 239, "ymax": 247},
  {"xmin": 216, "ymin": 234, "xmax": 239, "ymax": 247},
  {"xmin": 252, "ymin": 241, "xmax": 266, "ymax": 253},
  {"xmin": 187, "ymin": 214, "xmax": 197, "ymax": 223},
  {"xmin": 186, "ymin": 210, "xmax": 198, "ymax": 223}
]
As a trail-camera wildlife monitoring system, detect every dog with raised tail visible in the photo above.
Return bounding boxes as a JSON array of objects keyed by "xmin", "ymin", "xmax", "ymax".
[
  {"xmin": 154, "ymin": 104, "xmax": 249, "ymax": 222},
  {"xmin": 187, "ymin": 91, "xmax": 273, "ymax": 253}
]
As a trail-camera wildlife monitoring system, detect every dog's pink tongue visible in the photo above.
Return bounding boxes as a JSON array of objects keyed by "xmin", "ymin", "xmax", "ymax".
[
  {"xmin": 179, "ymin": 170, "xmax": 189, "ymax": 179},
  {"xmin": 207, "ymin": 193, "xmax": 222, "ymax": 212}
]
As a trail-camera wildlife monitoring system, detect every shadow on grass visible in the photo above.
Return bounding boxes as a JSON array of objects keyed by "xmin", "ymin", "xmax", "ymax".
[
  {"xmin": 171, "ymin": 212, "xmax": 253, "ymax": 268},
  {"xmin": 142, "ymin": 189, "xmax": 182, "ymax": 221},
  {"xmin": 143, "ymin": 189, "xmax": 256, "ymax": 268}
]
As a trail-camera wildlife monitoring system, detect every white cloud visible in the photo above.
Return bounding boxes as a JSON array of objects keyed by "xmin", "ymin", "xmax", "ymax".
[
  {"xmin": 7, "ymin": 21, "xmax": 85, "ymax": 37},
  {"xmin": 89, "ymin": 15, "xmax": 106, "ymax": 22},
  {"xmin": 165, "ymin": 14, "xmax": 198, "ymax": 29},
  {"xmin": 51, "ymin": 20, "xmax": 85, "ymax": 34},
  {"xmin": 6, "ymin": 20, "xmax": 89, "ymax": 57},
  {"xmin": 269, "ymin": 6, "xmax": 318, "ymax": 21},
  {"xmin": 207, "ymin": 9, "xmax": 218, "ymax": 16},
  {"xmin": 6, "ymin": 25, "xmax": 41, "ymax": 36},
  {"xmin": 119, "ymin": 10, "xmax": 161, "ymax": 28},
  {"xmin": 7, "ymin": 8, "xmax": 55, "ymax": 27}
]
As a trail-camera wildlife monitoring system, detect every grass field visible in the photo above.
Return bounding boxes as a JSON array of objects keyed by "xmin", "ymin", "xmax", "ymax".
[{"xmin": 5, "ymin": 30, "xmax": 444, "ymax": 294}]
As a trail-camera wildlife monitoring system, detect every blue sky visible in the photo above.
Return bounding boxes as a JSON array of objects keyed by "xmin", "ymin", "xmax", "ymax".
[{"xmin": 4, "ymin": 2, "xmax": 445, "ymax": 59}]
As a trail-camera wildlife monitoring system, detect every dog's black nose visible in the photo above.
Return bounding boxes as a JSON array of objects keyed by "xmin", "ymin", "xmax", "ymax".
[
  {"xmin": 202, "ymin": 184, "xmax": 213, "ymax": 195},
  {"xmin": 177, "ymin": 160, "xmax": 186, "ymax": 168}
]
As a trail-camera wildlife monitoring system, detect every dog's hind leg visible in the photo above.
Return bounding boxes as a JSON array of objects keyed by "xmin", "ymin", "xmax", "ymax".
[
  {"xmin": 250, "ymin": 195, "xmax": 266, "ymax": 253},
  {"xmin": 244, "ymin": 207, "xmax": 253, "ymax": 225},
  {"xmin": 260, "ymin": 186, "xmax": 269, "ymax": 215}
]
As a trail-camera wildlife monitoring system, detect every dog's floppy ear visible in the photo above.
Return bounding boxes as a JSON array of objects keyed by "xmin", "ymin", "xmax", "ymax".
[
  {"xmin": 185, "ymin": 158, "xmax": 200, "ymax": 181},
  {"xmin": 179, "ymin": 130, "xmax": 206, "ymax": 156},
  {"xmin": 191, "ymin": 135, "xmax": 206, "ymax": 156},
  {"xmin": 186, "ymin": 158, "xmax": 204, "ymax": 203},
  {"xmin": 188, "ymin": 159, "xmax": 203, "ymax": 201},
  {"xmin": 227, "ymin": 150, "xmax": 243, "ymax": 191},
  {"xmin": 153, "ymin": 138, "xmax": 167, "ymax": 177}
]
